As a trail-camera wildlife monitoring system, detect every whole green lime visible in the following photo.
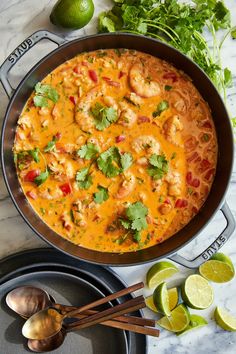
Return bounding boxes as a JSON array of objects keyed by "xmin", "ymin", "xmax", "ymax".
[{"xmin": 50, "ymin": 0, "xmax": 94, "ymax": 29}]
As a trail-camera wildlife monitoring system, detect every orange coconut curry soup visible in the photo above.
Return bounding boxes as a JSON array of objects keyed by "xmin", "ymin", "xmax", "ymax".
[{"xmin": 13, "ymin": 49, "xmax": 217, "ymax": 252}]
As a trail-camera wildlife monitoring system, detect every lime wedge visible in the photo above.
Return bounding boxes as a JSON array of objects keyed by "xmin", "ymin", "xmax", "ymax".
[
  {"xmin": 214, "ymin": 307, "xmax": 236, "ymax": 331},
  {"xmin": 146, "ymin": 287, "xmax": 178, "ymax": 313},
  {"xmin": 157, "ymin": 304, "xmax": 190, "ymax": 332},
  {"xmin": 199, "ymin": 253, "xmax": 235, "ymax": 283},
  {"xmin": 146, "ymin": 261, "xmax": 179, "ymax": 288},
  {"xmin": 176, "ymin": 314, "xmax": 208, "ymax": 336},
  {"xmin": 153, "ymin": 282, "xmax": 171, "ymax": 316},
  {"xmin": 181, "ymin": 274, "xmax": 214, "ymax": 309}
]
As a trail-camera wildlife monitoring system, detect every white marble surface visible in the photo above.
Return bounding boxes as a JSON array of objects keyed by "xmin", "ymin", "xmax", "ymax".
[{"xmin": 0, "ymin": 0, "xmax": 236, "ymax": 353}]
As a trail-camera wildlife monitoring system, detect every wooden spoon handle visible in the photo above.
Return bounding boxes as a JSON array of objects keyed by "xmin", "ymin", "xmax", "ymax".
[
  {"xmin": 67, "ymin": 296, "xmax": 145, "ymax": 331},
  {"xmin": 64, "ymin": 282, "xmax": 144, "ymax": 318}
]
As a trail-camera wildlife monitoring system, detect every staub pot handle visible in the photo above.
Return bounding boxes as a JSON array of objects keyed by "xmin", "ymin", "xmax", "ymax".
[
  {"xmin": 168, "ymin": 202, "xmax": 235, "ymax": 268},
  {"xmin": 0, "ymin": 30, "xmax": 65, "ymax": 98}
]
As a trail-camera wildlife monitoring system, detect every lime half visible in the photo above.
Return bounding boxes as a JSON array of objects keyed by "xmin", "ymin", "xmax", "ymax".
[
  {"xmin": 50, "ymin": 0, "xmax": 94, "ymax": 29},
  {"xmin": 177, "ymin": 314, "xmax": 208, "ymax": 336},
  {"xmin": 199, "ymin": 253, "xmax": 235, "ymax": 283},
  {"xmin": 146, "ymin": 287, "xmax": 178, "ymax": 313},
  {"xmin": 214, "ymin": 307, "xmax": 236, "ymax": 331},
  {"xmin": 153, "ymin": 282, "xmax": 171, "ymax": 316},
  {"xmin": 157, "ymin": 304, "xmax": 190, "ymax": 332},
  {"xmin": 181, "ymin": 274, "xmax": 214, "ymax": 309},
  {"xmin": 146, "ymin": 261, "xmax": 179, "ymax": 288}
]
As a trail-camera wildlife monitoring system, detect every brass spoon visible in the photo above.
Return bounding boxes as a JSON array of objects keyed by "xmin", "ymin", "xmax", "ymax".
[
  {"xmin": 6, "ymin": 286, "xmax": 53, "ymax": 318},
  {"xmin": 22, "ymin": 283, "xmax": 144, "ymax": 340},
  {"xmin": 28, "ymin": 329, "xmax": 66, "ymax": 353}
]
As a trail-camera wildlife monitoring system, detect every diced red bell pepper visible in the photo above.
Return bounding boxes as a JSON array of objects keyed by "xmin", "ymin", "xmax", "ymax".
[
  {"xmin": 26, "ymin": 190, "xmax": 37, "ymax": 200},
  {"xmin": 55, "ymin": 132, "xmax": 62, "ymax": 140},
  {"xmin": 175, "ymin": 199, "xmax": 188, "ymax": 208},
  {"xmin": 138, "ymin": 116, "xmax": 150, "ymax": 124},
  {"xmin": 24, "ymin": 169, "xmax": 40, "ymax": 182},
  {"xmin": 102, "ymin": 77, "xmax": 120, "ymax": 87},
  {"xmin": 164, "ymin": 198, "xmax": 171, "ymax": 205},
  {"xmin": 191, "ymin": 178, "xmax": 200, "ymax": 188},
  {"xmin": 186, "ymin": 172, "xmax": 193, "ymax": 185},
  {"xmin": 205, "ymin": 168, "xmax": 215, "ymax": 181},
  {"xmin": 89, "ymin": 70, "xmax": 98, "ymax": 83},
  {"xmin": 200, "ymin": 159, "xmax": 211, "ymax": 172},
  {"xmin": 163, "ymin": 72, "xmax": 178, "ymax": 82},
  {"xmin": 116, "ymin": 135, "xmax": 126, "ymax": 143},
  {"xmin": 73, "ymin": 65, "xmax": 81, "ymax": 74},
  {"xmin": 202, "ymin": 121, "xmax": 212, "ymax": 129},
  {"xmin": 119, "ymin": 71, "xmax": 126, "ymax": 79},
  {"xmin": 69, "ymin": 96, "xmax": 77, "ymax": 105},
  {"xmin": 59, "ymin": 183, "xmax": 72, "ymax": 196}
]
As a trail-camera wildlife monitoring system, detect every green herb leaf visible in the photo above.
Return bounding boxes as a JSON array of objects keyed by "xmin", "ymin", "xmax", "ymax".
[
  {"xmin": 93, "ymin": 185, "xmax": 109, "ymax": 204},
  {"xmin": 120, "ymin": 152, "xmax": 133, "ymax": 171},
  {"xmin": 147, "ymin": 154, "xmax": 169, "ymax": 180},
  {"xmin": 91, "ymin": 103, "xmax": 118, "ymax": 131},
  {"xmin": 97, "ymin": 146, "xmax": 121, "ymax": 177},
  {"xmin": 29, "ymin": 147, "xmax": 40, "ymax": 163},
  {"xmin": 126, "ymin": 201, "xmax": 148, "ymax": 221},
  {"xmin": 77, "ymin": 143, "xmax": 100, "ymax": 160},
  {"xmin": 78, "ymin": 176, "xmax": 93, "ymax": 190},
  {"xmin": 231, "ymin": 26, "xmax": 236, "ymax": 39},
  {"xmin": 119, "ymin": 218, "xmax": 131, "ymax": 229},
  {"xmin": 44, "ymin": 136, "xmax": 59, "ymax": 152},
  {"xmin": 75, "ymin": 167, "xmax": 93, "ymax": 190},
  {"xmin": 164, "ymin": 85, "xmax": 172, "ymax": 91},
  {"xmin": 33, "ymin": 96, "xmax": 49, "ymax": 107},
  {"xmin": 152, "ymin": 100, "xmax": 169, "ymax": 118},
  {"xmin": 224, "ymin": 67, "xmax": 232, "ymax": 87},
  {"xmin": 75, "ymin": 167, "xmax": 89, "ymax": 181},
  {"xmin": 34, "ymin": 169, "xmax": 49, "ymax": 186},
  {"xmin": 35, "ymin": 83, "xmax": 59, "ymax": 103}
]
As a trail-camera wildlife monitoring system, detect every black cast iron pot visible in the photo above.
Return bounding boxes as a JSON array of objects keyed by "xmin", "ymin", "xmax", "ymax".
[{"xmin": 0, "ymin": 31, "xmax": 235, "ymax": 267}]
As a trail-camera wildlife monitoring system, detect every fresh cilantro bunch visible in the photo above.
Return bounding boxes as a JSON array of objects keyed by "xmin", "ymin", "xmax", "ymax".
[
  {"xmin": 33, "ymin": 83, "xmax": 59, "ymax": 107},
  {"xmin": 91, "ymin": 103, "xmax": 118, "ymax": 131},
  {"xmin": 119, "ymin": 201, "xmax": 148, "ymax": 243},
  {"xmin": 147, "ymin": 154, "xmax": 169, "ymax": 180},
  {"xmin": 97, "ymin": 147, "xmax": 133, "ymax": 177},
  {"xmin": 98, "ymin": 0, "xmax": 233, "ymax": 97}
]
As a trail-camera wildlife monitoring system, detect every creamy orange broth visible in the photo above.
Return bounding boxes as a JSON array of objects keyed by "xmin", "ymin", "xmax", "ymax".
[{"xmin": 13, "ymin": 49, "xmax": 217, "ymax": 252}]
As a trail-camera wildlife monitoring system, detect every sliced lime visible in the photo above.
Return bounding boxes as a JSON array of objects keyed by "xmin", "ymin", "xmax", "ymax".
[
  {"xmin": 181, "ymin": 274, "xmax": 214, "ymax": 309},
  {"xmin": 199, "ymin": 253, "xmax": 235, "ymax": 283},
  {"xmin": 146, "ymin": 261, "xmax": 178, "ymax": 288},
  {"xmin": 177, "ymin": 314, "xmax": 208, "ymax": 336},
  {"xmin": 153, "ymin": 282, "xmax": 171, "ymax": 316},
  {"xmin": 214, "ymin": 307, "xmax": 236, "ymax": 331},
  {"xmin": 157, "ymin": 304, "xmax": 190, "ymax": 332},
  {"xmin": 146, "ymin": 287, "xmax": 178, "ymax": 313}
]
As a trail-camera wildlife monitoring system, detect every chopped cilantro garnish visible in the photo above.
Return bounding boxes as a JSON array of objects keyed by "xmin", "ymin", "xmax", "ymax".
[
  {"xmin": 91, "ymin": 103, "xmax": 118, "ymax": 131},
  {"xmin": 77, "ymin": 143, "xmax": 100, "ymax": 160},
  {"xmin": 164, "ymin": 85, "xmax": 172, "ymax": 91},
  {"xmin": 119, "ymin": 202, "xmax": 148, "ymax": 244},
  {"xmin": 152, "ymin": 100, "xmax": 169, "ymax": 118},
  {"xmin": 97, "ymin": 147, "xmax": 133, "ymax": 177},
  {"xmin": 29, "ymin": 147, "xmax": 40, "ymax": 163},
  {"xmin": 75, "ymin": 166, "xmax": 93, "ymax": 190},
  {"xmin": 147, "ymin": 154, "xmax": 169, "ymax": 180},
  {"xmin": 93, "ymin": 185, "xmax": 109, "ymax": 204},
  {"xmin": 171, "ymin": 152, "xmax": 177, "ymax": 160},
  {"xmin": 34, "ymin": 169, "xmax": 49, "ymax": 186},
  {"xmin": 33, "ymin": 83, "xmax": 59, "ymax": 107}
]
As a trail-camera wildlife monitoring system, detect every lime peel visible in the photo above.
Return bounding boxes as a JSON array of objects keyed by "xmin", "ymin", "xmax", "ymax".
[
  {"xmin": 199, "ymin": 253, "xmax": 235, "ymax": 283},
  {"xmin": 214, "ymin": 307, "xmax": 236, "ymax": 331},
  {"xmin": 153, "ymin": 282, "xmax": 171, "ymax": 316},
  {"xmin": 146, "ymin": 287, "xmax": 178, "ymax": 313},
  {"xmin": 146, "ymin": 261, "xmax": 179, "ymax": 288},
  {"xmin": 157, "ymin": 304, "xmax": 190, "ymax": 332},
  {"xmin": 177, "ymin": 314, "xmax": 208, "ymax": 336}
]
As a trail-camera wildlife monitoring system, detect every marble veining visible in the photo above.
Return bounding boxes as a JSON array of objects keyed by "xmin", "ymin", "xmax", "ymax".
[{"xmin": 0, "ymin": 1, "xmax": 236, "ymax": 353}]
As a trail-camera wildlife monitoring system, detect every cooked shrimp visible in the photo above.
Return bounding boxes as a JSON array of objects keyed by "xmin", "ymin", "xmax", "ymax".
[
  {"xmin": 60, "ymin": 212, "xmax": 73, "ymax": 231},
  {"xmin": 169, "ymin": 89, "xmax": 190, "ymax": 114},
  {"xmin": 163, "ymin": 115, "xmax": 183, "ymax": 146},
  {"xmin": 116, "ymin": 172, "xmax": 135, "ymax": 199},
  {"xmin": 118, "ymin": 107, "xmax": 137, "ymax": 127},
  {"xmin": 159, "ymin": 202, "xmax": 173, "ymax": 215},
  {"xmin": 39, "ymin": 186, "xmax": 63, "ymax": 200},
  {"xmin": 129, "ymin": 63, "xmax": 160, "ymax": 98},
  {"xmin": 18, "ymin": 115, "xmax": 31, "ymax": 129},
  {"xmin": 165, "ymin": 171, "xmax": 182, "ymax": 196},
  {"xmin": 75, "ymin": 87, "xmax": 102, "ymax": 132},
  {"xmin": 103, "ymin": 96, "xmax": 119, "ymax": 110},
  {"xmin": 132, "ymin": 136, "xmax": 160, "ymax": 155}
]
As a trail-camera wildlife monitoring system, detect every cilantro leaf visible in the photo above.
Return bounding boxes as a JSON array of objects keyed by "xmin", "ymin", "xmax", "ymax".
[
  {"xmin": 75, "ymin": 166, "xmax": 93, "ymax": 190},
  {"xmin": 147, "ymin": 154, "xmax": 169, "ymax": 180},
  {"xmin": 224, "ymin": 68, "xmax": 232, "ymax": 87},
  {"xmin": 93, "ymin": 185, "xmax": 109, "ymax": 204},
  {"xmin": 91, "ymin": 103, "xmax": 118, "ymax": 131},
  {"xmin": 120, "ymin": 152, "xmax": 133, "ymax": 171},
  {"xmin": 44, "ymin": 135, "xmax": 59, "ymax": 152},
  {"xmin": 126, "ymin": 202, "xmax": 148, "ymax": 221},
  {"xmin": 35, "ymin": 83, "xmax": 59, "ymax": 103},
  {"xmin": 34, "ymin": 169, "xmax": 49, "ymax": 186},
  {"xmin": 152, "ymin": 100, "xmax": 169, "ymax": 118},
  {"xmin": 97, "ymin": 147, "xmax": 133, "ymax": 177},
  {"xmin": 119, "ymin": 218, "xmax": 131, "ymax": 229},
  {"xmin": 29, "ymin": 147, "xmax": 40, "ymax": 163},
  {"xmin": 133, "ymin": 231, "xmax": 141, "ymax": 243},
  {"xmin": 77, "ymin": 143, "xmax": 100, "ymax": 160},
  {"xmin": 33, "ymin": 83, "xmax": 59, "ymax": 107},
  {"xmin": 131, "ymin": 218, "xmax": 147, "ymax": 232}
]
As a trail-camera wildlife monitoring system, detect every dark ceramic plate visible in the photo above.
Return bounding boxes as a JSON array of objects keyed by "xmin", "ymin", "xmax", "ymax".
[{"xmin": 0, "ymin": 248, "xmax": 147, "ymax": 354}]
